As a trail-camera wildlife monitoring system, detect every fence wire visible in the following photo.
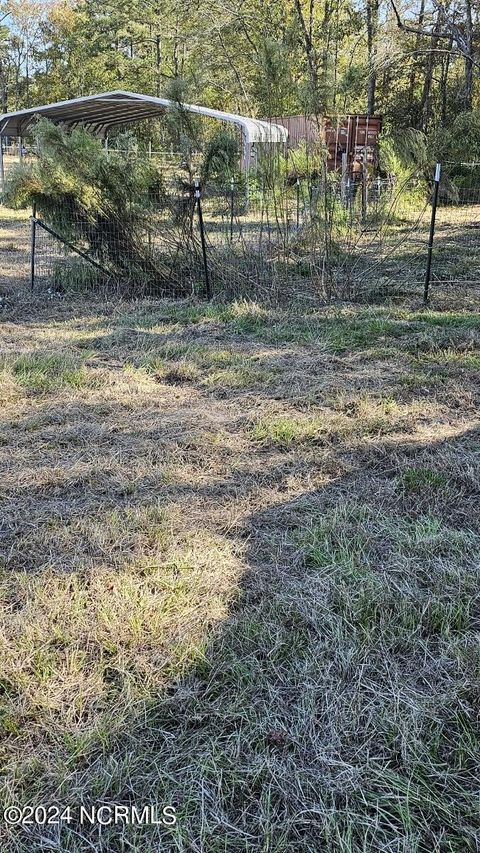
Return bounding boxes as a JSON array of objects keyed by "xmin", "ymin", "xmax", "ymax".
[{"xmin": 28, "ymin": 164, "xmax": 480, "ymax": 308}]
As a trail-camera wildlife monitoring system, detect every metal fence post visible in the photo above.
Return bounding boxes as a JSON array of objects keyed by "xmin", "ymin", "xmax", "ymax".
[
  {"xmin": 230, "ymin": 177, "xmax": 235, "ymax": 241},
  {"xmin": 30, "ymin": 203, "xmax": 37, "ymax": 292},
  {"xmin": 296, "ymin": 177, "xmax": 300, "ymax": 228},
  {"xmin": 424, "ymin": 163, "xmax": 441, "ymax": 305},
  {"xmin": 361, "ymin": 150, "xmax": 368, "ymax": 224},
  {"xmin": 195, "ymin": 179, "xmax": 211, "ymax": 300}
]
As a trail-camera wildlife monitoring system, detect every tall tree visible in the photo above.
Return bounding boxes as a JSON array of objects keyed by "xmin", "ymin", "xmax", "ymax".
[{"xmin": 366, "ymin": 0, "xmax": 379, "ymax": 114}]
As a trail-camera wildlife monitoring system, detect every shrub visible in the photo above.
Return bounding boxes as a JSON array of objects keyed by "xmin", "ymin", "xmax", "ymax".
[{"xmin": 3, "ymin": 119, "xmax": 181, "ymax": 293}]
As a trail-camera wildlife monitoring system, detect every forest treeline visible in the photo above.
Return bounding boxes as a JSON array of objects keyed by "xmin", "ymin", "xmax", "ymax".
[{"xmin": 0, "ymin": 0, "xmax": 478, "ymax": 136}]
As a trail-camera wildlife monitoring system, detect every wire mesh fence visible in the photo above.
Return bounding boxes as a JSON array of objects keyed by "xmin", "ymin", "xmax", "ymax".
[{"xmin": 27, "ymin": 162, "xmax": 480, "ymax": 308}]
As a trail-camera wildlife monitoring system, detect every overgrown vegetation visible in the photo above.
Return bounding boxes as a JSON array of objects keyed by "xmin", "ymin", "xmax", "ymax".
[
  {"xmin": 4, "ymin": 120, "xmax": 176, "ymax": 291},
  {"xmin": 2, "ymin": 118, "xmax": 444, "ymax": 304}
]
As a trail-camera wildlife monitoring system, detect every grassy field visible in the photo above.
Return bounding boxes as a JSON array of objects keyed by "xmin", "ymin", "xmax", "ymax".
[{"xmin": 0, "ymin": 275, "xmax": 479, "ymax": 852}]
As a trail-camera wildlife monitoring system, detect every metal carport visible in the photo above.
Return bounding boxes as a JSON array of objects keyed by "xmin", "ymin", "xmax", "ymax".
[{"xmin": 0, "ymin": 90, "xmax": 289, "ymax": 186}]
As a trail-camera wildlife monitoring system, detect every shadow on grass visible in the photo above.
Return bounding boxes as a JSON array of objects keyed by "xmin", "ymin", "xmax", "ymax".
[
  {"xmin": 1, "ymin": 299, "xmax": 479, "ymax": 851},
  {"xmin": 1, "ymin": 376, "xmax": 479, "ymax": 852}
]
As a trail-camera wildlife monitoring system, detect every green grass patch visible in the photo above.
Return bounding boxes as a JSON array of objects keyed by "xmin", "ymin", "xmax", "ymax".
[
  {"xmin": 399, "ymin": 467, "xmax": 448, "ymax": 492},
  {"xmin": 229, "ymin": 309, "xmax": 413, "ymax": 350},
  {"xmin": 203, "ymin": 365, "xmax": 275, "ymax": 388},
  {"xmin": 320, "ymin": 314, "xmax": 412, "ymax": 353},
  {"xmin": 297, "ymin": 504, "xmax": 477, "ymax": 637},
  {"xmin": 397, "ymin": 370, "xmax": 444, "ymax": 389},
  {"xmin": 109, "ymin": 300, "xmax": 261, "ymax": 331},
  {"xmin": 251, "ymin": 412, "xmax": 328, "ymax": 446},
  {"xmin": 144, "ymin": 344, "xmax": 241, "ymax": 371},
  {"xmin": 251, "ymin": 396, "xmax": 407, "ymax": 447},
  {"xmin": 298, "ymin": 503, "xmax": 370, "ymax": 573},
  {"xmin": 416, "ymin": 347, "xmax": 480, "ymax": 370},
  {"xmin": 409, "ymin": 310, "xmax": 480, "ymax": 330},
  {"xmin": 104, "ymin": 304, "xmax": 480, "ymax": 360},
  {"xmin": 8, "ymin": 353, "xmax": 86, "ymax": 392},
  {"xmin": 143, "ymin": 343, "xmax": 276, "ymax": 390}
]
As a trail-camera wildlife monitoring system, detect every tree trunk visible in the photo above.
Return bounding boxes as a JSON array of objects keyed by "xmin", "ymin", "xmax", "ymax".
[
  {"xmin": 0, "ymin": 59, "xmax": 7, "ymax": 113},
  {"xmin": 366, "ymin": 0, "xmax": 379, "ymax": 115},
  {"xmin": 406, "ymin": 0, "xmax": 425, "ymax": 119},
  {"xmin": 321, "ymin": 0, "xmax": 333, "ymax": 110},
  {"xmin": 440, "ymin": 36, "xmax": 453, "ymax": 124},
  {"xmin": 420, "ymin": 13, "xmax": 441, "ymax": 130},
  {"xmin": 464, "ymin": 0, "xmax": 473, "ymax": 110},
  {"xmin": 293, "ymin": 0, "xmax": 323, "ymax": 113}
]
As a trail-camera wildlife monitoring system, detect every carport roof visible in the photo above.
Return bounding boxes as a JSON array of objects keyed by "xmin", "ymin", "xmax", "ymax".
[{"xmin": 0, "ymin": 90, "xmax": 289, "ymax": 144}]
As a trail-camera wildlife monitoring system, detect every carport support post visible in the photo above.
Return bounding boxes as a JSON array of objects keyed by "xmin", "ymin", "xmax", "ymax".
[
  {"xmin": 195, "ymin": 180, "xmax": 211, "ymax": 300},
  {"xmin": 0, "ymin": 135, "xmax": 4, "ymax": 192},
  {"xmin": 424, "ymin": 163, "xmax": 441, "ymax": 305}
]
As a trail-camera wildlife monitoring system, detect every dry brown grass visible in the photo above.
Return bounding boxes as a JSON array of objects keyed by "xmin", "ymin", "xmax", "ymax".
[{"xmin": 0, "ymin": 218, "xmax": 480, "ymax": 850}]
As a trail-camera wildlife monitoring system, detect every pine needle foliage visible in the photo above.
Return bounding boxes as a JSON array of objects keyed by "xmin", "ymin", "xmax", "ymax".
[{"xmin": 4, "ymin": 119, "xmax": 173, "ymax": 290}]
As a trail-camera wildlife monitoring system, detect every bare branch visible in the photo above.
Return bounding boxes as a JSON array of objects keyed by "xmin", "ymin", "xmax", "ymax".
[{"xmin": 389, "ymin": 0, "xmax": 480, "ymax": 70}]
